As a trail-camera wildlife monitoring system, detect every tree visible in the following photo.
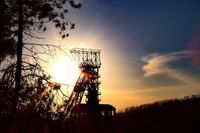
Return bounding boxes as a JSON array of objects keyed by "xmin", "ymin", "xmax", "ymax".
[
  {"xmin": 0, "ymin": 60, "xmax": 68, "ymax": 120},
  {"xmin": 1, "ymin": 0, "xmax": 81, "ymax": 109},
  {"xmin": 0, "ymin": 0, "xmax": 16, "ymax": 63}
]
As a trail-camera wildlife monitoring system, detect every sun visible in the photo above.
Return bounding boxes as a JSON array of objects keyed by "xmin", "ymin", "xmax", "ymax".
[{"xmin": 50, "ymin": 57, "xmax": 80, "ymax": 85}]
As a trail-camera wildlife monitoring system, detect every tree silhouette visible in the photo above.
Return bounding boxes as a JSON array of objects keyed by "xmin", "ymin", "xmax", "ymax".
[
  {"xmin": 1, "ymin": 0, "xmax": 81, "ymax": 109},
  {"xmin": 0, "ymin": 60, "xmax": 70, "ymax": 121},
  {"xmin": 0, "ymin": 0, "xmax": 16, "ymax": 63},
  {"xmin": 0, "ymin": 59, "xmax": 72, "ymax": 132}
]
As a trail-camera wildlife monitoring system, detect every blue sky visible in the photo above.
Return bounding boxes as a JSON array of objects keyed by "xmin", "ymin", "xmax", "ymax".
[
  {"xmin": 35, "ymin": 0, "xmax": 200, "ymax": 110},
  {"xmin": 86, "ymin": 0, "xmax": 200, "ymax": 52}
]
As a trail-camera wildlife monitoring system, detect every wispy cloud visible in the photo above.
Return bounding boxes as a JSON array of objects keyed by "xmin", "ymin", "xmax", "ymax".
[{"xmin": 142, "ymin": 51, "xmax": 189, "ymax": 77}]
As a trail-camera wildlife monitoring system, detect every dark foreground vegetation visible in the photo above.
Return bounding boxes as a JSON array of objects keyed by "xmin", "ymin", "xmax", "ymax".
[
  {"xmin": 117, "ymin": 95, "xmax": 200, "ymax": 133},
  {"xmin": 1, "ymin": 95, "xmax": 200, "ymax": 132}
]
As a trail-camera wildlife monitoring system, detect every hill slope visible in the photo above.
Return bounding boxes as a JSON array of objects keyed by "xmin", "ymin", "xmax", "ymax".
[{"xmin": 116, "ymin": 95, "xmax": 200, "ymax": 133}]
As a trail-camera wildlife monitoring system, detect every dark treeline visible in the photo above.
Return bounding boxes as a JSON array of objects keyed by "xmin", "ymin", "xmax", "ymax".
[
  {"xmin": 116, "ymin": 95, "xmax": 200, "ymax": 133},
  {"xmin": 0, "ymin": 108, "xmax": 115, "ymax": 133},
  {"xmin": 1, "ymin": 95, "xmax": 200, "ymax": 132}
]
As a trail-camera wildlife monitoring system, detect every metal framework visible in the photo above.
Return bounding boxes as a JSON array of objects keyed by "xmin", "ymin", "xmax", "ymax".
[{"xmin": 63, "ymin": 48, "xmax": 101, "ymax": 118}]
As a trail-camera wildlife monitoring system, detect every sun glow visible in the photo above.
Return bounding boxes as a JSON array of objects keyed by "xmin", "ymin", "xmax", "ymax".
[{"xmin": 50, "ymin": 57, "xmax": 80, "ymax": 86}]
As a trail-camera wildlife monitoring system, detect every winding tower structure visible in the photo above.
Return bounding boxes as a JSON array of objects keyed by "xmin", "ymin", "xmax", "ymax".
[{"xmin": 63, "ymin": 48, "xmax": 115, "ymax": 120}]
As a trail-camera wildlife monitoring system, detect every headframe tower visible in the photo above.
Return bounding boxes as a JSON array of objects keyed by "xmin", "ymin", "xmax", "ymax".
[
  {"xmin": 63, "ymin": 48, "xmax": 115, "ymax": 120},
  {"xmin": 70, "ymin": 48, "xmax": 101, "ymax": 106}
]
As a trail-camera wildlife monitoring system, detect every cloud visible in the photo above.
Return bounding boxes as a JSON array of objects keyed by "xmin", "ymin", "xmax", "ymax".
[
  {"xmin": 141, "ymin": 51, "xmax": 200, "ymax": 86},
  {"xmin": 142, "ymin": 51, "xmax": 189, "ymax": 77}
]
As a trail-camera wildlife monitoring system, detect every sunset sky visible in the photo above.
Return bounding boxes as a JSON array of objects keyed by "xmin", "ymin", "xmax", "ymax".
[{"xmin": 29, "ymin": 0, "xmax": 200, "ymax": 110}]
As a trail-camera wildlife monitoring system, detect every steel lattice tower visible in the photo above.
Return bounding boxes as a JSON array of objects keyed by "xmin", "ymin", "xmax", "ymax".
[
  {"xmin": 63, "ymin": 48, "xmax": 101, "ymax": 118},
  {"xmin": 71, "ymin": 48, "xmax": 101, "ymax": 106}
]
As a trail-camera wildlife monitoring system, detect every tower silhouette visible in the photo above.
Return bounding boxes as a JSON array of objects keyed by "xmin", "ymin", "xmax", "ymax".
[{"xmin": 63, "ymin": 48, "xmax": 115, "ymax": 122}]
